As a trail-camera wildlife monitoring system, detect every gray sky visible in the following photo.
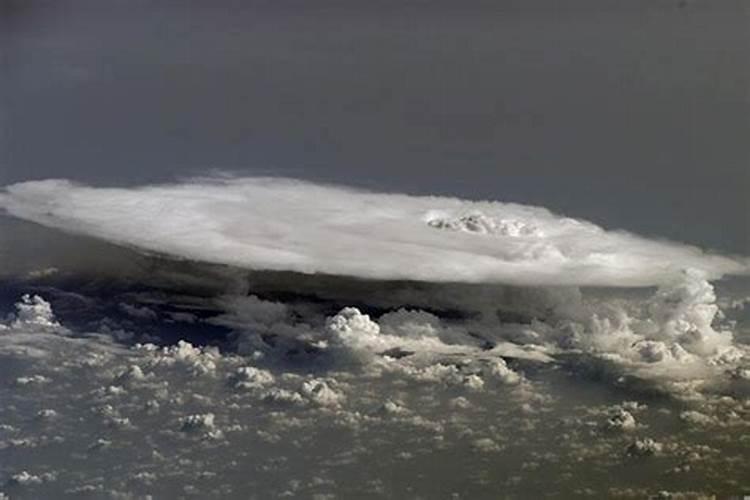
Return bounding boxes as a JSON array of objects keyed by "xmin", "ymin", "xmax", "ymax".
[{"xmin": 2, "ymin": 0, "xmax": 748, "ymax": 254}]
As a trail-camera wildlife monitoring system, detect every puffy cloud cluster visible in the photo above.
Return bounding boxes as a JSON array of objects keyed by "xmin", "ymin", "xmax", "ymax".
[
  {"xmin": 300, "ymin": 378, "xmax": 346, "ymax": 407},
  {"xmin": 473, "ymin": 270, "xmax": 750, "ymax": 395},
  {"xmin": 626, "ymin": 438, "xmax": 663, "ymax": 457},
  {"xmin": 425, "ymin": 211, "xmax": 544, "ymax": 237},
  {"xmin": 179, "ymin": 413, "xmax": 216, "ymax": 432},
  {"xmin": 230, "ymin": 366, "xmax": 275, "ymax": 390},
  {"xmin": 321, "ymin": 306, "xmax": 525, "ymax": 386},
  {"xmin": 605, "ymin": 408, "xmax": 638, "ymax": 432},
  {"xmin": 3, "ymin": 295, "xmax": 63, "ymax": 331},
  {"xmin": 1, "ymin": 177, "xmax": 746, "ymax": 286},
  {"xmin": 137, "ymin": 340, "xmax": 221, "ymax": 377},
  {"xmin": 324, "ymin": 307, "xmax": 386, "ymax": 361},
  {"xmin": 162, "ymin": 268, "xmax": 746, "ymax": 399},
  {"xmin": 1, "ymin": 291, "xmax": 749, "ymax": 499}
]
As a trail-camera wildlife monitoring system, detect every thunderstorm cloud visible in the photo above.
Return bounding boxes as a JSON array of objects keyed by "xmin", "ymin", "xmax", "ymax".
[{"xmin": 1, "ymin": 177, "xmax": 746, "ymax": 287}]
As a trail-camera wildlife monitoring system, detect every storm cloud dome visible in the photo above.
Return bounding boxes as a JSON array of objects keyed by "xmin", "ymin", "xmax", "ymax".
[{"xmin": 0, "ymin": 176, "xmax": 745, "ymax": 287}]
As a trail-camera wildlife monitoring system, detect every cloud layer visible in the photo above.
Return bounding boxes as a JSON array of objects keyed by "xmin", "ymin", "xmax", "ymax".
[
  {"xmin": 3, "ymin": 177, "xmax": 748, "ymax": 498},
  {"xmin": 1, "ymin": 177, "xmax": 746, "ymax": 286},
  {"xmin": 2, "ymin": 291, "xmax": 749, "ymax": 498}
]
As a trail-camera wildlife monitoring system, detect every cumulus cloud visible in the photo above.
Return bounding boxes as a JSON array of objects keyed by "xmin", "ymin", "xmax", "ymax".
[
  {"xmin": 186, "ymin": 270, "xmax": 745, "ymax": 398},
  {"xmin": 605, "ymin": 408, "xmax": 638, "ymax": 432},
  {"xmin": 1, "ymin": 177, "xmax": 746, "ymax": 286},
  {"xmin": 626, "ymin": 438, "xmax": 663, "ymax": 457},
  {"xmin": 179, "ymin": 413, "xmax": 216, "ymax": 432},
  {"xmin": 6, "ymin": 295, "xmax": 63, "ymax": 331},
  {"xmin": 137, "ymin": 340, "xmax": 220, "ymax": 377},
  {"xmin": 7, "ymin": 471, "xmax": 54, "ymax": 486},
  {"xmin": 230, "ymin": 366, "xmax": 275, "ymax": 390},
  {"xmin": 1, "ymin": 291, "xmax": 748, "ymax": 497}
]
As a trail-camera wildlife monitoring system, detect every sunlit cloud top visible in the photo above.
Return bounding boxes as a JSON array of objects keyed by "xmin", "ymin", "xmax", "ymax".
[{"xmin": 0, "ymin": 177, "xmax": 746, "ymax": 286}]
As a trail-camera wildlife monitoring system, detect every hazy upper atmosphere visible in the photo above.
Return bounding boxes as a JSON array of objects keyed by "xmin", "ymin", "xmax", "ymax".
[
  {"xmin": 0, "ymin": 1, "xmax": 749, "ymax": 499},
  {"xmin": 2, "ymin": 0, "xmax": 748, "ymax": 253}
]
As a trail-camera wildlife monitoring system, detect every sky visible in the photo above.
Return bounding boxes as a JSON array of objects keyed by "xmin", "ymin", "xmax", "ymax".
[{"xmin": 1, "ymin": 0, "xmax": 748, "ymax": 256}]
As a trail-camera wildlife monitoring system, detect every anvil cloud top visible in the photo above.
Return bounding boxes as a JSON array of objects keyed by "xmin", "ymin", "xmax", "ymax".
[{"xmin": 1, "ymin": 177, "xmax": 745, "ymax": 286}]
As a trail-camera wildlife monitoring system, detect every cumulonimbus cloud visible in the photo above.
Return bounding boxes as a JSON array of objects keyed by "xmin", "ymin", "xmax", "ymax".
[{"xmin": 0, "ymin": 177, "xmax": 746, "ymax": 286}]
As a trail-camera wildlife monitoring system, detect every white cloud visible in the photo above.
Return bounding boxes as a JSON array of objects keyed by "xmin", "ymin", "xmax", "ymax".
[
  {"xmin": 679, "ymin": 410, "xmax": 716, "ymax": 427},
  {"xmin": 0, "ymin": 290, "xmax": 747, "ymax": 497},
  {"xmin": 483, "ymin": 358, "xmax": 522, "ymax": 385},
  {"xmin": 179, "ymin": 413, "xmax": 215, "ymax": 431},
  {"xmin": 8, "ymin": 471, "xmax": 43, "ymax": 485},
  {"xmin": 626, "ymin": 438, "xmax": 663, "ymax": 457},
  {"xmin": 324, "ymin": 307, "xmax": 384, "ymax": 358},
  {"xmin": 300, "ymin": 378, "xmax": 345, "ymax": 407},
  {"xmin": 8, "ymin": 295, "xmax": 63, "ymax": 331},
  {"xmin": 35, "ymin": 409, "xmax": 58, "ymax": 420},
  {"xmin": 605, "ymin": 408, "xmax": 637, "ymax": 431},
  {"xmin": 1, "ymin": 177, "xmax": 746, "ymax": 286},
  {"xmin": 15, "ymin": 374, "xmax": 51, "ymax": 386},
  {"xmin": 138, "ymin": 340, "xmax": 220, "ymax": 377},
  {"xmin": 231, "ymin": 366, "xmax": 275, "ymax": 390}
]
